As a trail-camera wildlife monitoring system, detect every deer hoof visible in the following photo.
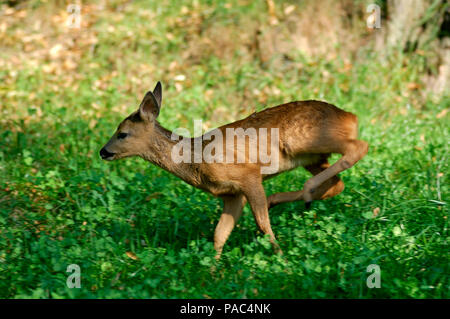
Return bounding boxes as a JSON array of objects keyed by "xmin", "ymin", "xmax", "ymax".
[{"xmin": 305, "ymin": 201, "xmax": 312, "ymax": 209}]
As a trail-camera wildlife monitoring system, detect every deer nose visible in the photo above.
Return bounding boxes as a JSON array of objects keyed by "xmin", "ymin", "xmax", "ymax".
[{"xmin": 100, "ymin": 147, "xmax": 115, "ymax": 159}]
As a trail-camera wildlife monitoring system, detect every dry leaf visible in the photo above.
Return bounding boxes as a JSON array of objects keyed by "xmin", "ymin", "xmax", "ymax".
[
  {"xmin": 175, "ymin": 82, "xmax": 183, "ymax": 92},
  {"xmin": 266, "ymin": 0, "xmax": 279, "ymax": 25},
  {"xmin": 145, "ymin": 192, "xmax": 162, "ymax": 201},
  {"xmin": 416, "ymin": 50, "xmax": 425, "ymax": 56},
  {"xmin": 0, "ymin": 22, "xmax": 8, "ymax": 33},
  {"xmin": 180, "ymin": 6, "xmax": 189, "ymax": 15},
  {"xmin": 49, "ymin": 44, "xmax": 63, "ymax": 59},
  {"xmin": 436, "ymin": 109, "xmax": 448, "ymax": 119},
  {"xmin": 407, "ymin": 82, "xmax": 420, "ymax": 90},
  {"xmin": 373, "ymin": 207, "xmax": 380, "ymax": 217},
  {"xmin": 284, "ymin": 5, "xmax": 295, "ymax": 15},
  {"xmin": 126, "ymin": 251, "xmax": 138, "ymax": 260},
  {"xmin": 174, "ymin": 74, "xmax": 186, "ymax": 81},
  {"xmin": 63, "ymin": 59, "xmax": 77, "ymax": 71}
]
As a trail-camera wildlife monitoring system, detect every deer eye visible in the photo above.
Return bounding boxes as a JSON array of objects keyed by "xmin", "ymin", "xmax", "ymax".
[{"xmin": 117, "ymin": 132, "xmax": 128, "ymax": 139}]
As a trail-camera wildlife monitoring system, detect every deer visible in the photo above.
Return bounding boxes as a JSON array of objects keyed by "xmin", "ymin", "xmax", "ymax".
[{"xmin": 100, "ymin": 82, "xmax": 368, "ymax": 259}]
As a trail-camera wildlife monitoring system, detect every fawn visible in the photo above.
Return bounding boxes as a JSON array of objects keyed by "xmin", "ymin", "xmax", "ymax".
[{"xmin": 100, "ymin": 82, "xmax": 368, "ymax": 259}]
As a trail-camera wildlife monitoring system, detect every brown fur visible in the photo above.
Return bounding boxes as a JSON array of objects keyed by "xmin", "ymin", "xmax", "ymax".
[{"xmin": 100, "ymin": 82, "xmax": 368, "ymax": 259}]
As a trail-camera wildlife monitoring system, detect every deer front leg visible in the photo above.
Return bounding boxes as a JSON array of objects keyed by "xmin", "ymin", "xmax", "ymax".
[
  {"xmin": 242, "ymin": 181, "xmax": 282, "ymax": 254},
  {"xmin": 214, "ymin": 194, "xmax": 246, "ymax": 260}
]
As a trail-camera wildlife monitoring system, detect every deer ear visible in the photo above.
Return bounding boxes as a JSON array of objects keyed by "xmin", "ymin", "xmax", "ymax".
[
  {"xmin": 139, "ymin": 90, "xmax": 160, "ymax": 121},
  {"xmin": 152, "ymin": 81, "xmax": 162, "ymax": 108}
]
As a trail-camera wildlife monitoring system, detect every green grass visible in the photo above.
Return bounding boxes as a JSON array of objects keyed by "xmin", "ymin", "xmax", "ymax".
[{"xmin": 0, "ymin": 0, "xmax": 448, "ymax": 298}]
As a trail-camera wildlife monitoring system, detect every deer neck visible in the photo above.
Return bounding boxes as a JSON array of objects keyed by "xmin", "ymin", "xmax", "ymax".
[{"xmin": 141, "ymin": 122, "xmax": 202, "ymax": 186}]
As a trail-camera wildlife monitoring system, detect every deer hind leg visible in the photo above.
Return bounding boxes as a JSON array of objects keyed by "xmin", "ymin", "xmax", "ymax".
[
  {"xmin": 214, "ymin": 194, "xmax": 246, "ymax": 260},
  {"xmin": 302, "ymin": 139, "xmax": 368, "ymax": 206},
  {"xmin": 242, "ymin": 182, "xmax": 282, "ymax": 254},
  {"xmin": 267, "ymin": 159, "xmax": 345, "ymax": 209}
]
